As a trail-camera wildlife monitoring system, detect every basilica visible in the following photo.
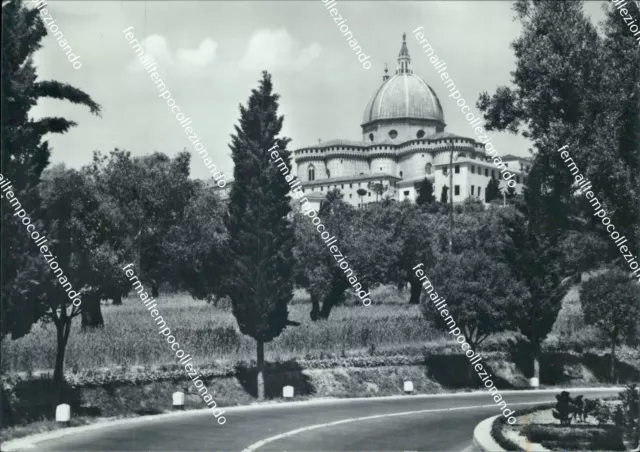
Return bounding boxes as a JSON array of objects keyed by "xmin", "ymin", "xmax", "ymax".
[
  {"xmin": 292, "ymin": 34, "xmax": 530, "ymax": 209},
  {"xmin": 211, "ymin": 34, "xmax": 530, "ymax": 209}
]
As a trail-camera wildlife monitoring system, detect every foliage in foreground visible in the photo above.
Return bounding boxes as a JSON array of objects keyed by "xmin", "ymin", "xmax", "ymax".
[
  {"xmin": 1, "ymin": 0, "xmax": 101, "ymax": 406},
  {"xmin": 581, "ymin": 270, "xmax": 640, "ymax": 382},
  {"xmin": 614, "ymin": 383, "xmax": 640, "ymax": 449}
]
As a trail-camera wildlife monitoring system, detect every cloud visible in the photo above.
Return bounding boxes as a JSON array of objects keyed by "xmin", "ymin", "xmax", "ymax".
[
  {"xmin": 176, "ymin": 38, "xmax": 218, "ymax": 75},
  {"xmin": 177, "ymin": 38, "xmax": 218, "ymax": 68},
  {"xmin": 126, "ymin": 35, "xmax": 217, "ymax": 75},
  {"xmin": 239, "ymin": 29, "xmax": 321, "ymax": 72}
]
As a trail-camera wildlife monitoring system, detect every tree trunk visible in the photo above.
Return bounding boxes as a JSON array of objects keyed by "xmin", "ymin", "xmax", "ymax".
[
  {"xmin": 81, "ymin": 294, "xmax": 104, "ymax": 329},
  {"xmin": 468, "ymin": 361, "xmax": 476, "ymax": 385},
  {"xmin": 111, "ymin": 292, "xmax": 122, "ymax": 306},
  {"xmin": 610, "ymin": 340, "xmax": 617, "ymax": 383},
  {"xmin": 1, "ymin": 385, "xmax": 14, "ymax": 427},
  {"xmin": 319, "ymin": 282, "xmax": 346, "ymax": 319},
  {"xmin": 310, "ymin": 295, "xmax": 320, "ymax": 321},
  {"xmin": 256, "ymin": 339, "xmax": 265, "ymax": 400},
  {"xmin": 408, "ymin": 280, "xmax": 421, "ymax": 304},
  {"xmin": 53, "ymin": 318, "xmax": 72, "ymax": 405},
  {"xmin": 467, "ymin": 338, "xmax": 477, "ymax": 384},
  {"xmin": 319, "ymin": 297, "xmax": 334, "ymax": 319}
]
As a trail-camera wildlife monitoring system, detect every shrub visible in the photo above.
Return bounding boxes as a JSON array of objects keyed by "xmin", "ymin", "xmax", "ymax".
[
  {"xmin": 614, "ymin": 383, "xmax": 640, "ymax": 449},
  {"xmin": 594, "ymin": 401, "xmax": 612, "ymax": 425},
  {"xmin": 552, "ymin": 391, "xmax": 574, "ymax": 425},
  {"xmin": 525, "ymin": 424, "xmax": 625, "ymax": 451}
]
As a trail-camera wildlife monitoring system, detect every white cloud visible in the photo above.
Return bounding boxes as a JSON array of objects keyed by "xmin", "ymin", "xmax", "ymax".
[
  {"xmin": 177, "ymin": 38, "xmax": 218, "ymax": 68},
  {"xmin": 239, "ymin": 29, "xmax": 321, "ymax": 72},
  {"xmin": 126, "ymin": 35, "xmax": 217, "ymax": 75},
  {"xmin": 175, "ymin": 38, "xmax": 218, "ymax": 75}
]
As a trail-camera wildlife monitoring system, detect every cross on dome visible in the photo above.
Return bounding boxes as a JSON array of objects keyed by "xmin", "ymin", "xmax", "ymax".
[{"xmin": 382, "ymin": 63, "xmax": 390, "ymax": 81}]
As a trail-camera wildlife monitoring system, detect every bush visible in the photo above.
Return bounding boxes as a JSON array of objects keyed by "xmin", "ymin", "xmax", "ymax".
[
  {"xmin": 614, "ymin": 383, "xmax": 640, "ymax": 449},
  {"xmin": 552, "ymin": 391, "xmax": 574, "ymax": 425},
  {"xmin": 593, "ymin": 402, "xmax": 612, "ymax": 425},
  {"xmin": 525, "ymin": 424, "xmax": 624, "ymax": 451}
]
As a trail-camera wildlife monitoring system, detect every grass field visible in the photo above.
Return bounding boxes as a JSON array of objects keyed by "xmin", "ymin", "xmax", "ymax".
[
  {"xmin": 0, "ymin": 287, "xmax": 447, "ymax": 374},
  {"xmin": 1, "ymin": 284, "xmax": 618, "ymax": 375}
]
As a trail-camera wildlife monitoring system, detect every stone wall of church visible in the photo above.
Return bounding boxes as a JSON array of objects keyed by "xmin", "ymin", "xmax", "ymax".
[
  {"xmin": 377, "ymin": 121, "xmax": 439, "ymax": 143},
  {"xmin": 354, "ymin": 159, "xmax": 370, "ymax": 176},
  {"xmin": 430, "ymin": 142, "xmax": 476, "ymax": 166},
  {"xmin": 362, "ymin": 119, "xmax": 442, "ymax": 144},
  {"xmin": 399, "ymin": 152, "xmax": 434, "ymax": 179},
  {"xmin": 327, "ymin": 158, "xmax": 357, "ymax": 179},
  {"xmin": 370, "ymin": 157, "xmax": 396, "ymax": 175},
  {"xmin": 298, "ymin": 159, "xmax": 327, "ymax": 182}
]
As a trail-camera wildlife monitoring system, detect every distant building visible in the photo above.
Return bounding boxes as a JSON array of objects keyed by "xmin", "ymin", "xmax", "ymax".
[{"xmin": 208, "ymin": 34, "xmax": 530, "ymax": 211}]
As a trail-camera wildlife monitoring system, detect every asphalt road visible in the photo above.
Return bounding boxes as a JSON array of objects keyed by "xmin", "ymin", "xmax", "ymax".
[{"xmin": 15, "ymin": 389, "xmax": 619, "ymax": 452}]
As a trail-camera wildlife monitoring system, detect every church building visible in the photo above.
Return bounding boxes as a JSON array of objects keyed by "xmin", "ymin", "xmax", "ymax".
[
  {"xmin": 292, "ymin": 34, "xmax": 530, "ymax": 209},
  {"xmin": 209, "ymin": 34, "xmax": 530, "ymax": 209}
]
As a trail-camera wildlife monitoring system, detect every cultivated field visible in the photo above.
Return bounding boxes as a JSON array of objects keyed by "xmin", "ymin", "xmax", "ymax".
[
  {"xmin": 0, "ymin": 284, "xmax": 618, "ymax": 375},
  {"xmin": 0, "ymin": 287, "xmax": 441, "ymax": 374}
]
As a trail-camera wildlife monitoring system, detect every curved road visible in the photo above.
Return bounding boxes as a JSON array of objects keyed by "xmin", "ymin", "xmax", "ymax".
[{"xmin": 9, "ymin": 389, "xmax": 618, "ymax": 451}]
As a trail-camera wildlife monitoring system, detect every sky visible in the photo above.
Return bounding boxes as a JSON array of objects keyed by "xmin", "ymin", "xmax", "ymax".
[{"xmin": 31, "ymin": 0, "xmax": 609, "ymax": 183}]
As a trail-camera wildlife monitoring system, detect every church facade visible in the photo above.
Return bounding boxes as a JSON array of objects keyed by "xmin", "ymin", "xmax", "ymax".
[{"xmin": 292, "ymin": 34, "xmax": 530, "ymax": 209}]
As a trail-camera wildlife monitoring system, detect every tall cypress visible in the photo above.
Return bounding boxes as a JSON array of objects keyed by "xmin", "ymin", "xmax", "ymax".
[
  {"xmin": 485, "ymin": 178, "xmax": 501, "ymax": 203},
  {"xmin": 224, "ymin": 71, "xmax": 295, "ymax": 399},
  {"xmin": 416, "ymin": 177, "xmax": 435, "ymax": 206}
]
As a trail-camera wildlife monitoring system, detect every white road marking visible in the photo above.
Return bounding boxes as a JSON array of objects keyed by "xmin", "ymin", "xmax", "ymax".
[{"xmin": 242, "ymin": 401, "xmax": 543, "ymax": 451}]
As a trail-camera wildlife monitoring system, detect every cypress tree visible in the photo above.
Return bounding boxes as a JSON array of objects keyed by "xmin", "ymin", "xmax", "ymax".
[
  {"xmin": 485, "ymin": 178, "xmax": 501, "ymax": 203},
  {"xmin": 416, "ymin": 177, "xmax": 435, "ymax": 206},
  {"xmin": 224, "ymin": 71, "xmax": 295, "ymax": 400},
  {"xmin": 439, "ymin": 184, "xmax": 449, "ymax": 204}
]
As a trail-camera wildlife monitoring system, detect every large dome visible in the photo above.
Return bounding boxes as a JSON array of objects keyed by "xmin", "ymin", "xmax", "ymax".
[{"xmin": 362, "ymin": 72, "xmax": 444, "ymax": 125}]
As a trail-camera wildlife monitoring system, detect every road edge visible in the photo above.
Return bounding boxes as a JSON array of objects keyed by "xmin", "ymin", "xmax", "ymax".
[
  {"xmin": 1, "ymin": 386, "xmax": 623, "ymax": 451},
  {"xmin": 472, "ymin": 415, "xmax": 504, "ymax": 452}
]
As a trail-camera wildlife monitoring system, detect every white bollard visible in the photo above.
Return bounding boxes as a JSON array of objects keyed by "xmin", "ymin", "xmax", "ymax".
[
  {"xmin": 283, "ymin": 385, "xmax": 294, "ymax": 398},
  {"xmin": 172, "ymin": 391, "xmax": 185, "ymax": 409},
  {"xmin": 404, "ymin": 381, "xmax": 414, "ymax": 393},
  {"xmin": 529, "ymin": 377, "xmax": 539, "ymax": 388},
  {"xmin": 55, "ymin": 403, "xmax": 70, "ymax": 423}
]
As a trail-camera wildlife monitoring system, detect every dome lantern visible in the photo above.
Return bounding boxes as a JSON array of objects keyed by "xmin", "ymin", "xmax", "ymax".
[{"xmin": 396, "ymin": 32, "xmax": 412, "ymax": 75}]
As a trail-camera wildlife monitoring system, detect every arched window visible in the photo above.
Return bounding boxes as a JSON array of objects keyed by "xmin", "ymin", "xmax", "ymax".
[
  {"xmin": 425, "ymin": 163, "xmax": 433, "ymax": 175},
  {"xmin": 308, "ymin": 164, "xmax": 315, "ymax": 181},
  {"xmin": 416, "ymin": 130, "xmax": 425, "ymax": 139},
  {"xmin": 369, "ymin": 133, "xmax": 374, "ymax": 142}
]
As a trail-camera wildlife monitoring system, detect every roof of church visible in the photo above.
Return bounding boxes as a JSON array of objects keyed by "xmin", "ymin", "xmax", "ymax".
[
  {"xmin": 427, "ymin": 131, "xmax": 468, "ymax": 140},
  {"xmin": 303, "ymin": 172, "xmax": 400, "ymax": 186},
  {"xmin": 298, "ymin": 131, "xmax": 475, "ymax": 150},
  {"xmin": 311, "ymin": 138, "xmax": 396, "ymax": 148},
  {"xmin": 303, "ymin": 191, "xmax": 326, "ymax": 200},
  {"xmin": 362, "ymin": 34, "xmax": 444, "ymax": 126}
]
